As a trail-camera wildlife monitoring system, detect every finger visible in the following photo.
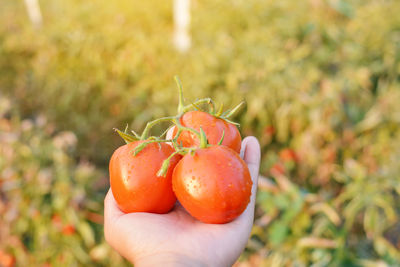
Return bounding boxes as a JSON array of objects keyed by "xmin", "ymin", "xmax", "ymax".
[
  {"xmin": 243, "ymin": 136, "xmax": 261, "ymax": 188},
  {"xmin": 240, "ymin": 140, "xmax": 246, "ymax": 159},
  {"xmin": 244, "ymin": 136, "xmax": 260, "ymax": 205},
  {"xmin": 103, "ymin": 189, "xmax": 137, "ymax": 263},
  {"xmin": 166, "ymin": 126, "xmax": 175, "ymax": 140},
  {"xmin": 104, "ymin": 188, "xmax": 124, "ymax": 225},
  {"xmin": 242, "ymin": 137, "xmax": 261, "ymax": 213},
  {"xmin": 232, "ymin": 137, "xmax": 261, "ymax": 225},
  {"xmin": 166, "ymin": 126, "xmax": 176, "ymax": 147}
]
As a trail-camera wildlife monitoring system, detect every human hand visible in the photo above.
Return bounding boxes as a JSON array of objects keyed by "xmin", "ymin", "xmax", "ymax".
[{"xmin": 104, "ymin": 136, "xmax": 260, "ymax": 267}]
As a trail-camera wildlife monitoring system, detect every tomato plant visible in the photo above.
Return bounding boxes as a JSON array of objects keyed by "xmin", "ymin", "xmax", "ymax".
[
  {"xmin": 172, "ymin": 145, "xmax": 252, "ymax": 224},
  {"xmin": 109, "ymin": 141, "xmax": 180, "ymax": 213},
  {"xmin": 108, "ymin": 77, "xmax": 248, "ymax": 222}
]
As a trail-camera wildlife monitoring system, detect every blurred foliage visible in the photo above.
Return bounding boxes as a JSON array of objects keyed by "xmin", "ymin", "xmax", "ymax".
[
  {"xmin": 0, "ymin": 97, "xmax": 127, "ymax": 266},
  {"xmin": 1, "ymin": 0, "xmax": 400, "ymax": 266}
]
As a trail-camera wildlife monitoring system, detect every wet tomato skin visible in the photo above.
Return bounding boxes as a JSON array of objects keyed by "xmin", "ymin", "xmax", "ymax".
[
  {"xmin": 172, "ymin": 146, "xmax": 252, "ymax": 224},
  {"xmin": 109, "ymin": 141, "xmax": 181, "ymax": 214},
  {"xmin": 173, "ymin": 111, "xmax": 241, "ymax": 153}
]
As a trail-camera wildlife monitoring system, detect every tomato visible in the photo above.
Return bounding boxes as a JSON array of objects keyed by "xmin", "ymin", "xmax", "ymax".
[
  {"xmin": 109, "ymin": 141, "xmax": 181, "ymax": 213},
  {"xmin": 173, "ymin": 111, "xmax": 241, "ymax": 153},
  {"xmin": 172, "ymin": 145, "xmax": 252, "ymax": 224}
]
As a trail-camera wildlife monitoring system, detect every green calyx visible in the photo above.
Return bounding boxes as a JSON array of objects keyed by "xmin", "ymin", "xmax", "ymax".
[
  {"xmin": 114, "ymin": 125, "xmax": 140, "ymax": 144},
  {"xmin": 199, "ymin": 127, "xmax": 208, "ymax": 148},
  {"xmin": 209, "ymin": 101, "xmax": 245, "ymax": 127}
]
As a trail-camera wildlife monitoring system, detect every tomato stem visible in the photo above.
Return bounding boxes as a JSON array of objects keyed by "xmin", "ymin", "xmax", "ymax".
[
  {"xmin": 181, "ymin": 98, "xmax": 215, "ymax": 114},
  {"xmin": 157, "ymin": 146, "xmax": 198, "ymax": 177},
  {"xmin": 215, "ymin": 102, "xmax": 224, "ymax": 117},
  {"xmin": 172, "ymin": 118, "xmax": 202, "ymax": 140},
  {"xmin": 132, "ymin": 139, "xmax": 174, "ymax": 156},
  {"xmin": 159, "ymin": 125, "xmax": 173, "ymax": 139},
  {"xmin": 222, "ymin": 101, "xmax": 245, "ymax": 119},
  {"xmin": 157, "ymin": 150, "xmax": 181, "ymax": 177},
  {"xmin": 221, "ymin": 118, "xmax": 241, "ymax": 126},
  {"xmin": 141, "ymin": 116, "xmax": 176, "ymax": 140},
  {"xmin": 115, "ymin": 78, "xmax": 243, "ymax": 155},
  {"xmin": 131, "ymin": 130, "xmax": 141, "ymax": 139}
]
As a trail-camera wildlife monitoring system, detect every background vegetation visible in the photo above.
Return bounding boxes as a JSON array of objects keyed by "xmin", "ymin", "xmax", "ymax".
[{"xmin": 1, "ymin": 0, "xmax": 400, "ymax": 266}]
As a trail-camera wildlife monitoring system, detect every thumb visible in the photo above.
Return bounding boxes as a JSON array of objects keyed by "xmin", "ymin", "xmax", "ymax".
[
  {"xmin": 241, "ymin": 136, "xmax": 261, "ymax": 203},
  {"xmin": 234, "ymin": 136, "xmax": 260, "ymax": 225}
]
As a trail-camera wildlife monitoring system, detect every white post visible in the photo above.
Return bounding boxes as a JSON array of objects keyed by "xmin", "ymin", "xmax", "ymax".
[
  {"xmin": 24, "ymin": 0, "xmax": 43, "ymax": 28},
  {"xmin": 173, "ymin": 0, "xmax": 191, "ymax": 52}
]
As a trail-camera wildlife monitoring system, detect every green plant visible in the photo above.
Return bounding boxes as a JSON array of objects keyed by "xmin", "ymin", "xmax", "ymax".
[{"xmin": 0, "ymin": 96, "xmax": 129, "ymax": 266}]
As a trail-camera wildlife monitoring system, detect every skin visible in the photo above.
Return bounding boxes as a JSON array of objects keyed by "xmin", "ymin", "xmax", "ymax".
[
  {"xmin": 109, "ymin": 141, "xmax": 180, "ymax": 213},
  {"xmin": 173, "ymin": 111, "xmax": 242, "ymax": 153},
  {"xmin": 172, "ymin": 146, "xmax": 252, "ymax": 224},
  {"xmin": 104, "ymin": 136, "xmax": 260, "ymax": 266}
]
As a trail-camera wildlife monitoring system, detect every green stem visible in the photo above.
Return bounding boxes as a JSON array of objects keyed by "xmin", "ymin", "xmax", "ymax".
[
  {"xmin": 222, "ymin": 101, "xmax": 245, "ymax": 119},
  {"xmin": 157, "ymin": 150, "xmax": 181, "ymax": 177},
  {"xmin": 221, "ymin": 118, "xmax": 240, "ymax": 126},
  {"xmin": 132, "ymin": 139, "xmax": 174, "ymax": 156},
  {"xmin": 157, "ymin": 146, "xmax": 198, "ymax": 177},
  {"xmin": 215, "ymin": 103, "xmax": 224, "ymax": 117},
  {"xmin": 172, "ymin": 118, "xmax": 201, "ymax": 140},
  {"xmin": 141, "ymin": 116, "xmax": 176, "ymax": 140},
  {"xmin": 159, "ymin": 125, "xmax": 173, "ymax": 139},
  {"xmin": 181, "ymin": 98, "xmax": 215, "ymax": 113}
]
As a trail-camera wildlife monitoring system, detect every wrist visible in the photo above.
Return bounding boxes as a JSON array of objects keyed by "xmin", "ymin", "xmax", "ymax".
[{"xmin": 135, "ymin": 253, "xmax": 207, "ymax": 267}]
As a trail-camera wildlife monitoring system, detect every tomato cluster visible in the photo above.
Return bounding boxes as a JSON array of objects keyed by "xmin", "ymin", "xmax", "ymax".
[{"xmin": 109, "ymin": 78, "xmax": 252, "ymax": 224}]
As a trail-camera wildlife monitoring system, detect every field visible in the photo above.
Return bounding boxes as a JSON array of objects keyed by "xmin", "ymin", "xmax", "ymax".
[{"xmin": 1, "ymin": 0, "xmax": 400, "ymax": 266}]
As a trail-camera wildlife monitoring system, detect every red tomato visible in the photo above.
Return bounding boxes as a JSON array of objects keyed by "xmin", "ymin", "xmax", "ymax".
[
  {"xmin": 173, "ymin": 111, "xmax": 241, "ymax": 153},
  {"xmin": 109, "ymin": 141, "xmax": 181, "ymax": 213},
  {"xmin": 172, "ymin": 146, "xmax": 252, "ymax": 224}
]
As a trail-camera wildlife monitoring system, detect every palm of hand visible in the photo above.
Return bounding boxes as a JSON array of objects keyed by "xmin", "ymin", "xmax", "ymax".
[{"xmin": 104, "ymin": 137, "xmax": 260, "ymax": 267}]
